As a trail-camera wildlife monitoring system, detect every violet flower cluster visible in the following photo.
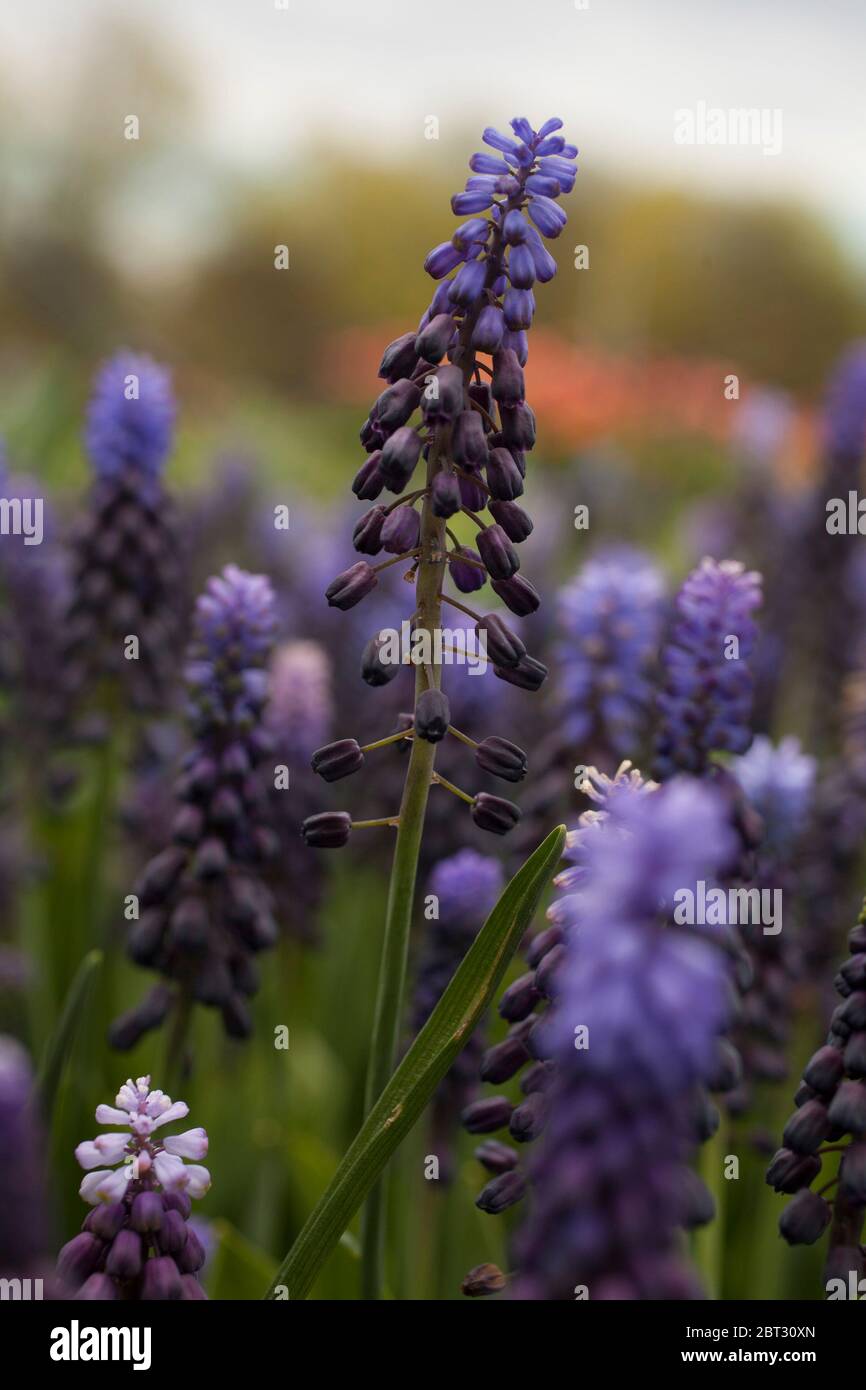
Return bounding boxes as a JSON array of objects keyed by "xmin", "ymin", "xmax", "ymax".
[
  {"xmin": 111, "ymin": 565, "xmax": 279, "ymax": 1047},
  {"xmin": 768, "ymin": 900, "xmax": 866, "ymax": 1285},
  {"xmin": 556, "ymin": 547, "xmax": 665, "ymax": 766},
  {"xmin": 303, "ymin": 117, "xmax": 577, "ymax": 850},
  {"xmin": 654, "ymin": 558, "xmax": 762, "ymax": 779},
  {"xmin": 510, "ymin": 779, "xmax": 737, "ymax": 1300},
  {"xmin": 65, "ymin": 351, "xmax": 186, "ymax": 716},
  {"xmin": 0, "ymin": 1038, "xmax": 49, "ymax": 1281},
  {"xmin": 57, "ymin": 1076, "xmax": 208, "ymax": 1300},
  {"xmin": 410, "ymin": 850, "xmax": 504, "ymax": 1181}
]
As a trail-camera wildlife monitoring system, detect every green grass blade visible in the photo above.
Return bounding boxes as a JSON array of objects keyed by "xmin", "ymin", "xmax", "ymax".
[
  {"xmin": 265, "ymin": 823, "xmax": 566, "ymax": 1300},
  {"xmin": 35, "ymin": 947, "xmax": 103, "ymax": 1117}
]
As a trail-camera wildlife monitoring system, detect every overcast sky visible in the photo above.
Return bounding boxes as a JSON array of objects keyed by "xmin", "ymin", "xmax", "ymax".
[{"xmin": 3, "ymin": 0, "xmax": 864, "ymax": 257}]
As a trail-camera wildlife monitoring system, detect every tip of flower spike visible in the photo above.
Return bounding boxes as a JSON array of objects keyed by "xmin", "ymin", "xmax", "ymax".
[{"xmin": 85, "ymin": 351, "xmax": 176, "ymax": 481}]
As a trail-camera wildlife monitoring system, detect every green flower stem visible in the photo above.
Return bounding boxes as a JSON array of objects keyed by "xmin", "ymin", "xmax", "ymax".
[{"xmin": 360, "ymin": 437, "xmax": 447, "ymax": 1300}]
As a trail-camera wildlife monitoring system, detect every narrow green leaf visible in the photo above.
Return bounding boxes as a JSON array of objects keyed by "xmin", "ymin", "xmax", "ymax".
[
  {"xmin": 35, "ymin": 947, "xmax": 103, "ymax": 1117},
  {"xmin": 265, "ymin": 822, "xmax": 565, "ymax": 1300}
]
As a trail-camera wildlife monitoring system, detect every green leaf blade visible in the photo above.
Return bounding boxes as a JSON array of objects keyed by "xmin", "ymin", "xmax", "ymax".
[{"xmin": 265, "ymin": 822, "xmax": 565, "ymax": 1300}]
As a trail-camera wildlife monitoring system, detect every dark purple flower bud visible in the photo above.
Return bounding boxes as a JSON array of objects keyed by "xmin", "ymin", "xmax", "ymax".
[
  {"xmin": 802, "ymin": 1045, "xmax": 845, "ymax": 1095},
  {"xmin": 380, "ymin": 426, "xmax": 423, "ymax": 491},
  {"xmin": 193, "ymin": 836, "xmax": 229, "ymax": 880},
  {"xmin": 844, "ymin": 1031, "xmax": 866, "ymax": 1076},
  {"xmin": 538, "ymin": 155, "xmax": 576, "ymax": 191},
  {"xmin": 424, "ymin": 242, "xmax": 464, "ymax": 280},
  {"xmin": 462, "ymin": 1095, "xmax": 514, "ymax": 1133},
  {"xmin": 480, "ymin": 1035, "xmax": 530, "ymax": 1083},
  {"xmin": 840, "ymin": 1140, "xmax": 866, "ymax": 1201},
  {"xmin": 416, "ymin": 313, "xmax": 456, "ymax": 363},
  {"xmin": 482, "ymin": 126, "xmax": 521, "ymax": 154},
  {"xmin": 301, "ymin": 811, "xmax": 352, "ymax": 848},
  {"xmin": 352, "ymin": 452, "xmax": 386, "ymax": 499},
  {"xmin": 105, "ymin": 1229, "xmax": 143, "ymax": 1280},
  {"xmin": 528, "ymin": 194, "xmax": 567, "ymax": 239},
  {"xmin": 108, "ymin": 986, "xmax": 173, "ymax": 1049},
  {"xmin": 508, "ymin": 242, "xmax": 536, "ymax": 289},
  {"xmin": 477, "ymin": 525, "xmax": 519, "ymax": 579},
  {"xmin": 490, "ymin": 573, "xmax": 540, "ymax": 615},
  {"xmin": 431, "ymin": 473, "xmax": 461, "ymax": 518},
  {"xmin": 476, "ymin": 736, "xmax": 528, "ymax": 783},
  {"xmin": 765, "ymin": 1148, "xmax": 822, "ymax": 1194},
  {"xmin": 502, "ymin": 329, "xmax": 529, "ymax": 366},
  {"xmin": 157, "ymin": 1209, "xmax": 187, "ymax": 1255},
  {"xmin": 468, "ymin": 380, "xmax": 493, "ymax": 416},
  {"xmin": 378, "ymin": 331, "xmax": 419, "ymax": 382},
  {"xmin": 85, "ymin": 1202, "xmax": 127, "ymax": 1241},
  {"xmin": 493, "ymin": 655, "xmax": 548, "ymax": 691},
  {"xmin": 325, "ymin": 561, "xmax": 378, "ymax": 611},
  {"xmin": 458, "ymin": 469, "xmax": 487, "ymax": 512},
  {"xmin": 361, "ymin": 632, "xmax": 401, "ymax": 686},
  {"xmin": 783, "ymin": 1098, "xmax": 831, "ymax": 1154},
  {"xmin": 452, "ymin": 190, "xmax": 494, "ymax": 215},
  {"xmin": 130, "ymin": 1190, "xmax": 164, "ymax": 1232},
  {"xmin": 449, "ymin": 259, "xmax": 487, "ymax": 308},
  {"xmin": 476, "ymin": 1170, "xmax": 527, "ymax": 1214},
  {"xmin": 500, "ymin": 403, "xmax": 536, "ymax": 452},
  {"xmin": 828, "ymin": 1079, "xmax": 866, "ymax": 1135},
  {"xmin": 503, "ymin": 288, "xmax": 535, "ymax": 331},
  {"xmin": 452, "ymin": 410, "xmax": 488, "ymax": 467},
  {"xmin": 448, "ymin": 546, "xmax": 487, "ymax": 593},
  {"xmin": 177, "ymin": 1227, "xmax": 207, "ymax": 1274},
  {"xmin": 475, "ymin": 1140, "xmax": 520, "ymax": 1173},
  {"xmin": 779, "ymin": 1189, "xmax": 832, "ymax": 1246},
  {"xmin": 536, "ymin": 132, "xmax": 567, "ymax": 155},
  {"xmin": 491, "ymin": 349, "xmax": 525, "ymax": 408},
  {"xmin": 525, "ymin": 925, "xmax": 562, "ymax": 969},
  {"xmin": 137, "ymin": 846, "xmax": 186, "ymax": 905},
  {"xmin": 415, "ymin": 688, "xmax": 450, "ymax": 743},
  {"xmin": 525, "ymin": 227, "xmax": 558, "ymax": 282},
  {"xmin": 452, "ymin": 216, "xmax": 490, "ymax": 248},
  {"xmin": 461, "ymin": 1262, "xmax": 507, "ymax": 1296},
  {"xmin": 472, "ymin": 792, "xmax": 521, "ymax": 836},
  {"xmin": 499, "ymin": 971, "xmax": 542, "ymax": 1021},
  {"xmin": 169, "ymin": 896, "xmax": 209, "ymax": 951},
  {"xmin": 375, "ymin": 379, "xmax": 421, "ymax": 431},
  {"xmin": 509, "ymin": 1090, "xmax": 547, "ymax": 1141},
  {"xmin": 486, "ymin": 447, "xmax": 524, "ymax": 501},
  {"xmin": 311, "ymin": 738, "xmax": 364, "ymax": 783},
  {"xmin": 502, "ymin": 209, "xmax": 529, "ymax": 244},
  {"xmin": 352, "ymin": 506, "xmax": 387, "ymax": 555},
  {"xmin": 141, "ymin": 1254, "xmax": 183, "ymax": 1300},
  {"xmin": 380, "ymin": 504, "xmax": 420, "ymax": 554},
  {"xmin": 477, "ymin": 612, "xmax": 525, "ymax": 668},
  {"xmin": 421, "ymin": 365, "xmax": 464, "ymax": 423},
  {"xmin": 471, "ymin": 306, "xmax": 505, "ymax": 353},
  {"xmin": 842, "ymin": 992, "xmax": 866, "ymax": 1029},
  {"xmin": 57, "ymin": 1232, "xmax": 105, "ymax": 1288},
  {"xmin": 127, "ymin": 909, "xmax": 165, "ymax": 965}
]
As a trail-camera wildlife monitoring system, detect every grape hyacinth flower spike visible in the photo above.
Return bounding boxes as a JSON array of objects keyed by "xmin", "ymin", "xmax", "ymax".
[
  {"xmin": 654, "ymin": 557, "xmax": 762, "ymax": 780},
  {"xmin": 57, "ymin": 1076, "xmax": 209, "ymax": 1300},
  {"xmin": 110, "ymin": 565, "xmax": 279, "ymax": 1053},
  {"xmin": 65, "ymin": 351, "xmax": 186, "ymax": 717},
  {"xmin": 308, "ymin": 117, "xmax": 577, "ymax": 1297}
]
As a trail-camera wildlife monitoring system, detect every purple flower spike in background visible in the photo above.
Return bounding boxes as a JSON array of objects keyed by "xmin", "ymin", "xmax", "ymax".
[
  {"xmin": 654, "ymin": 558, "xmax": 762, "ymax": 779},
  {"xmin": 0, "ymin": 1038, "xmax": 50, "ymax": 1283},
  {"xmin": 58, "ymin": 1076, "xmax": 209, "ymax": 1300},
  {"xmin": 111, "ymin": 565, "xmax": 279, "ymax": 1049},
  {"xmin": 410, "ymin": 850, "xmax": 504, "ymax": 1182},
  {"xmin": 65, "ymin": 351, "xmax": 187, "ymax": 716},
  {"xmin": 556, "ymin": 546, "xmax": 666, "ymax": 767}
]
